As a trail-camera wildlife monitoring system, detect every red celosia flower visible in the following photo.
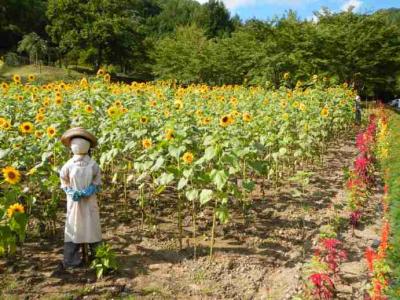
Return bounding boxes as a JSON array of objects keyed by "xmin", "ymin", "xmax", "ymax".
[
  {"xmin": 365, "ymin": 247, "xmax": 376, "ymax": 273},
  {"xmin": 378, "ymin": 221, "xmax": 390, "ymax": 258},
  {"xmin": 350, "ymin": 210, "xmax": 362, "ymax": 228},
  {"xmin": 323, "ymin": 238, "xmax": 341, "ymax": 251},
  {"xmin": 354, "ymin": 154, "xmax": 371, "ymax": 181},
  {"xmin": 372, "ymin": 278, "xmax": 388, "ymax": 300},
  {"xmin": 318, "ymin": 238, "xmax": 347, "ymax": 274},
  {"xmin": 309, "ymin": 273, "xmax": 335, "ymax": 299},
  {"xmin": 356, "ymin": 132, "xmax": 368, "ymax": 153}
]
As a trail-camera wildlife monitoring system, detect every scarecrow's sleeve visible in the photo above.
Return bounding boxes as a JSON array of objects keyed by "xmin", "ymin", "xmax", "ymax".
[
  {"xmin": 59, "ymin": 162, "xmax": 70, "ymax": 189},
  {"xmin": 92, "ymin": 161, "xmax": 102, "ymax": 186}
]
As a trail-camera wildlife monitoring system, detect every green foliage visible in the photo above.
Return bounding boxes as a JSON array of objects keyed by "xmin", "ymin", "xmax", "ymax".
[
  {"xmin": 90, "ymin": 243, "xmax": 119, "ymax": 279},
  {"xmin": 1, "ymin": 1, "xmax": 400, "ymax": 98},
  {"xmin": 17, "ymin": 32, "xmax": 47, "ymax": 65},
  {"xmin": 46, "ymin": 0, "xmax": 145, "ymax": 69},
  {"xmin": 382, "ymin": 111, "xmax": 400, "ymax": 297},
  {"xmin": 0, "ymin": 185, "xmax": 28, "ymax": 256},
  {"xmin": 151, "ymin": 25, "xmax": 211, "ymax": 84}
]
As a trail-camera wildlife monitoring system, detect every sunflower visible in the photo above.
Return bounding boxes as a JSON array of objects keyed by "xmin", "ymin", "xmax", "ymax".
[
  {"xmin": 140, "ymin": 116, "xmax": 149, "ymax": 124},
  {"xmin": 85, "ymin": 105, "xmax": 94, "ymax": 113},
  {"xmin": 28, "ymin": 74, "xmax": 35, "ymax": 82},
  {"xmin": 46, "ymin": 126, "xmax": 57, "ymax": 138},
  {"xmin": 55, "ymin": 91, "xmax": 62, "ymax": 98},
  {"xmin": 121, "ymin": 107, "xmax": 128, "ymax": 113},
  {"xmin": 0, "ymin": 117, "xmax": 6, "ymax": 127},
  {"xmin": 80, "ymin": 77, "xmax": 89, "ymax": 87},
  {"xmin": 165, "ymin": 129, "xmax": 175, "ymax": 140},
  {"xmin": 174, "ymin": 99, "xmax": 183, "ymax": 110},
  {"xmin": 320, "ymin": 107, "xmax": 329, "ymax": 118},
  {"xmin": 280, "ymin": 100, "xmax": 288, "ymax": 109},
  {"xmin": 182, "ymin": 152, "xmax": 194, "ymax": 164},
  {"xmin": 107, "ymin": 106, "xmax": 118, "ymax": 117},
  {"xmin": 17, "ymin": 95, "xmax": 23, "ymax": 101},
  {"xmin": 2, "ymin": 166, "xmax": 21, "ymax": 185},
  {"xmin": 164, "ymin": 110, "xmax": 171, "ymax": 118},
  {"xmin": 19, "ymin": 122, "xmax": 34, "ymax": 134},
  {"xmin": 219, "ymin": 115, "xmax": 233, "ymax": 127},
  {"xmin": 35, "ymin": 130, "xmax": 44, "ymax": 139},
  {"xmin": 35, "ymin": 113, "xmax": 45, "ymax": 123},
  {"xmin": 114, "ymin": 100, "xmax": 122, "ymax": 107},
  {"xmin": 55, "ymin": 96, "xmax": 63, "ymax": 105},
  {"xmin": 1, "ymin": 120, "xmax": 11, "ymax": 130},
  {"xmin": 299, "ymin": 103, "xmax": 306, "ymax": 112},
  {"xmin": 142, "ymin": 138, "xmax": 152, "ymax": 149},
  {"xmin": 104, "ymin": 74, "xmax": 111, "ymax": 82},
  {"xmin": 6, "ymin": 203, "xmax": 25, "ymax": 218},
  {"xmin": 43, "ymin": 98, "xmax": 50, "ymax": 107},
  {"xmin": 97, "ymin": 68, "xmax": 106, "ymax": 76},
  {"xmin": 230, "ymin": 97, "xmax": 238, "ymax": 107},
  {"xmin": 282, "ymin": 113, "xmax": 289, "ymax": 121},
  {"xmin": 242, "ymin": 112, "xmax": 252, "ymax": 122},
  {"xmin": 1, "ymin": 82, "xmax": 9, "ymax": 90},
  {"xmin": 73, "ymin": 100, "xmax": 83, "ymax": 107},
  {"xmin": 201, "ymin": 117, "xmax": 211, "ymax": 125},
  {"xmin": 59, "ymin": 83, "xmax": 66, "ymax": 89},
  {"xmin": 283, "ymin": 72, "xmax": 290, "ymax": 80},
  {"xmin": 13, "ymin": 74, "xmax": 21, "ymax": 83},
  {"xmin": 38, "ymin": 107, "xmax": 46, "ymax": 114}
]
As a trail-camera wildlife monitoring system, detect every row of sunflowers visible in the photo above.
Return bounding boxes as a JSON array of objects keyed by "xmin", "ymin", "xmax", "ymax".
[{"xmin": 0, "ymin": 71, "xmax": 355, "ymax": 256}]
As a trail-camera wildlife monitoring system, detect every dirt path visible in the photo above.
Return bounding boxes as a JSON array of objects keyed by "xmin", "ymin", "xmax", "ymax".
[{"xmin": 0, "ymin": 131, "xmax": 384, "ymax": 299}]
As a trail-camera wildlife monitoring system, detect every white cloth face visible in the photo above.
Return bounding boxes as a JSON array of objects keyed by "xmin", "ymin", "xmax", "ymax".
[{"xmin": 71, "ymin": 138, "xmax": 91, "ymax": 155}]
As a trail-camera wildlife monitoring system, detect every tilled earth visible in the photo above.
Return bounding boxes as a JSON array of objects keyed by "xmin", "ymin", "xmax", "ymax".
[{"xmin": 0, "ymin": 131, "xmax": 385, "ymax": 299}]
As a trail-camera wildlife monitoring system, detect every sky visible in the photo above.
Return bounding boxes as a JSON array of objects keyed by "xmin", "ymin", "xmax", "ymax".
[{"xmin": 196, "ymin": 0, "xmax": 400, "ymax": 21}]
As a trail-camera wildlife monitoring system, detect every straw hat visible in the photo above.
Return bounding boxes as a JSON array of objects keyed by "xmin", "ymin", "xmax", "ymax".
[{"xmin": 61, "ymin": 127, "xmax": 97, "ymax": 148}]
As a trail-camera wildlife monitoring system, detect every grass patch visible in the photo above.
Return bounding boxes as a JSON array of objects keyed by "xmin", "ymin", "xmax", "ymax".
[
  {"xmin": 0, "ymin": 64, "xmax": 84, "ymax": 84},
  {"xmin": 382, "ymin": 109, "xmax": 400, "ymax": 297}
]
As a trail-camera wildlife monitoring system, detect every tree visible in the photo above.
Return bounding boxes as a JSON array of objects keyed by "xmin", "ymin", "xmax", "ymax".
[
  {"xmin": 316, "ymin": 11, "xmax": 400, "ymax": 98},
  {"xmin": 195, "ymin": 0, "xmax": 234, "ymax": 38},
  {"xmin": 46, "ymin": 0, "xmax": 144, "ymax": 69},
  {"xmin": 151, "ymin": 25, "xmax": 210, "ymax": 83},
  {"xmin": 17, "ymin": 32, "xmax": 48, "ymax": 65}
]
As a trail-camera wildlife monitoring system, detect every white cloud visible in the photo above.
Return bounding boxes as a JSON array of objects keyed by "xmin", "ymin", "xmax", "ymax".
[
  {"xmin": 195, "ymin": 0, "xmax": 317, "ymax": 10},
  {"xmin": 340, "ymin": 0, "xmax": 363, "ymax": 12}
]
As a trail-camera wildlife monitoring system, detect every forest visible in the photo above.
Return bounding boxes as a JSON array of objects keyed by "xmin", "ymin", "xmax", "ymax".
[{"xmin": 1, "ymin": 0, "xmax": 400, "ymax": 99}]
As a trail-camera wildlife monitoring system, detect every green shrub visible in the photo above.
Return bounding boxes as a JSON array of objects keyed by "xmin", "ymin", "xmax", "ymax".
[{"xmin": 90, "ymin": 243, "xmax": 118, "ymax": 279}]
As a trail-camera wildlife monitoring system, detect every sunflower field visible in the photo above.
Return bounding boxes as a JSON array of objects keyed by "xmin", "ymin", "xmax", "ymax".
[{"xmin": 0, "ymin": 71, "xmax": 355, "ymax": 257}]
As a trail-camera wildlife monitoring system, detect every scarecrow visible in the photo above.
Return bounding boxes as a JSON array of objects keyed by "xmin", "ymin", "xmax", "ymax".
[{"xmin": 58, "ymin": 127, "xmax": 102, "ymax": 269}]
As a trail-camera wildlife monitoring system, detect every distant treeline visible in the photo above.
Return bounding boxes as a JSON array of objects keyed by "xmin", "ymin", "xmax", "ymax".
[{"xmin": 1, "ymin": 0, "xmax": 400, "ymax": 99}]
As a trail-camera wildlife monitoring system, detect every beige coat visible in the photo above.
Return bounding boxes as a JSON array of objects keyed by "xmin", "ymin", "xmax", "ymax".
[{"xmin": 60, "ymin": 155, "xmax": 102, "ymax": 243}]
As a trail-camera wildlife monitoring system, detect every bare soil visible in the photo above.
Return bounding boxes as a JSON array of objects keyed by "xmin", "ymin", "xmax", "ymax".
[{"xmin": 0, "ymin": 131, "xmax": 384, "ymax": 299}]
